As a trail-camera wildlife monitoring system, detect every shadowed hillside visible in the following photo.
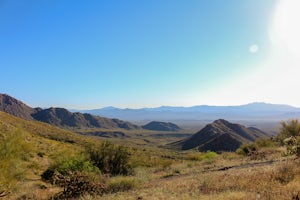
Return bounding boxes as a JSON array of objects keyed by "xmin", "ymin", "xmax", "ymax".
[
  {"xmin": 142, "ymin": 121, "xmax": 181, "ymax": 131},
  {"xmin": 170, "ymin": 119, "xmax": 269, "ymax": 152},
  {"xmin": 32, "ymin": 107, "xmax": 140, "ymax": 130},
  {"xmin": 0, "ymin": 94, "xmax": 140, "ymax": 130}
]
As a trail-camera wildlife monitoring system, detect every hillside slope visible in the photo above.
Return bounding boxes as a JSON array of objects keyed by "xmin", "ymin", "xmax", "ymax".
[
  {"xmin": 170, "ymin": 119, "xmax": 268, "ymax": 152},
  {"xmin": 0, "ymin": 111, "xmax": 84, "ymax": 197},
  {"xmin": 0, "ymin": 111, "xmax": 83, "ymax": 144}
]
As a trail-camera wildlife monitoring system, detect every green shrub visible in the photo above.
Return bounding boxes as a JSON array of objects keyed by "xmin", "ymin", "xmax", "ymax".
[
  {"xmin": 87, "ymin": 141, "xmax": 133, "ymax": 176},
  {"xmin": 42, "ymin": 156, "xmax": 105, "ymax": 199},
  {"xmin": 55, "ymin": 156, "xmax": 99, "ymax": 175},
  {"xmin": 42, "ymin": 155, "xmax": 99, "ymax": 182},
  {"xmin": 107, "ymin": 176, "xmax": 137, "ymax": 193},
  {"xmin": 200, "ymin": 151, "xmax": 218, "ymax": 161},
  {"xmin": 236, "ymin": 143, "xmax": 258, "ymax": 156}
]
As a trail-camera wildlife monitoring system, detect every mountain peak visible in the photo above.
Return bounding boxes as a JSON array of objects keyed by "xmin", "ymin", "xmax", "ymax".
[
  {"xmin": 213, "ymin": 119, "xmax": 229, "ymax": 124},
  {"xmin": 171, "ymin": 119, "xmax": 268, "ymax": 152},
  {"xmin": 0, "ymin": 93, "xmax": 35, "ymax": 120}
]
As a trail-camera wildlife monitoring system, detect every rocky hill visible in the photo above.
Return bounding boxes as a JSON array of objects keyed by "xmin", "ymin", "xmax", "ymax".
[
  {"xmin": 32, "ymin": 107, "xmax": 139, "ymax": 129},
  {"xmin": 0, "ymin": 94, "xmax": 36, "ymax": 120},
  {"xmin": 0, "ymin": 93, "xmax": 139, "ymax": 130},
  {"xmin": 170, "ymin": 119, "xmax": 268, "ymax": 152},
  {"xmin": 142, "ymin": 121, "xmax": 181, "ymax": 131}
]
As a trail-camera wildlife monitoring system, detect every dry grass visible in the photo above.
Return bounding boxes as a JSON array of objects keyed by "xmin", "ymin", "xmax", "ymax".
[
  {"xmin": 2, "ymin": 111, "xmax": 300, "ymax": 199},
  {"xmin": 97, "ymin": 154, "xmax": 300, "ymax": 200}
]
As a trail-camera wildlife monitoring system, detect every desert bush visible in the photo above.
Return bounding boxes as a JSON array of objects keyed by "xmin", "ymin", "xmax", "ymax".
[
  {"xmin": 51, "ymin": 171, "xmax": 107, "ymax": 199},
  {"xmin": 107, "ymin": 176, "xmax": 137, "ymax": 193},
  {"xmin": 0, "ymin": 128, "xmax": 32, "ymax": 191},
  {"xmin": 42, "ymin": 156, "xmax": 105, "ymax": 199},
  {"xmin": 236, "ymin": 143, "xmax": 258, "ymax": 156},
  {"xmin": 200, "ymin": 151, "xmax": 218, "ymax": 161},
  {"xmin": 54, "ymin": 156, "xmax": 99, "ymax": 175},
  {"xmin": 42, "ymin": 155, "xmax": 99, "ymax": 182},
  {"xmin": 87, "ymin": 141, "xmax": 133, "ymax": 176}
]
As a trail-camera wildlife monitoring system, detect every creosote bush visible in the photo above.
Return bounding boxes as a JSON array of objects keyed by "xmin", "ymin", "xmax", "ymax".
[{"xmin": 87, "ymin": 141, "xmax": 133, "ymax": 176}]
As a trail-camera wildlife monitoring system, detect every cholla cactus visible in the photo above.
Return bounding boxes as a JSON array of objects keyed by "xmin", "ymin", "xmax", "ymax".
[{"xmin": 283, "ymin": 136, "xmax": 300, "ymax": 156}]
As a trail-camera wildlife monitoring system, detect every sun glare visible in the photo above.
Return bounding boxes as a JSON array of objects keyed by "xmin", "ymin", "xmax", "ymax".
[
  {"xmin": 249, "ymin": 44, "xmax": 259, "ymax": 53},
  {"xmin": 272, "ymin": 0, "xmax": 300, "ymax": 59}
]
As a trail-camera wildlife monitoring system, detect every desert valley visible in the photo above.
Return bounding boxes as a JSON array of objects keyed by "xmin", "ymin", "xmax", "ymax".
[{"xmin": 1, "ymin": 93, "xmax": 300, "ymax": 199}]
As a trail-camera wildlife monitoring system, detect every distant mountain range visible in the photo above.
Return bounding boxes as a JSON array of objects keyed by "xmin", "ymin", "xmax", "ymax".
[
  {"xmin": 169, "ymin": 119, "xmax": 268, "ymax": 152},
  {"xmin": 0, "ymin": 93, "xmax": 273, "ymax": 152},
  {"xmin": 0, "ymin": 94, "xmax": 139, "ymax": 130},
  {"xmin": 76, "ymin": 103, "xmax": 300, "ymax": 121}
]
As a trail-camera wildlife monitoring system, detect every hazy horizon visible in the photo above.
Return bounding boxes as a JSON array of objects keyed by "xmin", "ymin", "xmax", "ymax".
[{"xmin": 1, "ymin": 0, "xmax": 299, "ymax": 109}]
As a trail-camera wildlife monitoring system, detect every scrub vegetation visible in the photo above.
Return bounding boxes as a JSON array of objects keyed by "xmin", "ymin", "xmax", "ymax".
[{"xmin": 1, "ymin": 111, "xmax": 300, "ymax": 199}]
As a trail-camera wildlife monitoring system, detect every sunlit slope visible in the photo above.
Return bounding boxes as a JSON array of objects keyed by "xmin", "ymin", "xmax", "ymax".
[
  {"xmin": 0, "ymin": 111, "xmax": 87, "ymax": 197},
  {"xmin": 0, "ymin": 111, "xmax": 83, "ymax": 144}
]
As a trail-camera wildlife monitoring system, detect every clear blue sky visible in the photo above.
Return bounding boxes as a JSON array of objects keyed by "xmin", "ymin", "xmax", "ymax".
[{"xmin": 3, "ymin": 0, "xmax": 299, "ymax": 109}]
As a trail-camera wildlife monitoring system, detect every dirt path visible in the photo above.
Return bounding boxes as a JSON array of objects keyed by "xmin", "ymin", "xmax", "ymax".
[
  {"xmin": 159, "ymin": 157, "xmax": 295, "ymax": 182},
  {"xmin": 202, "ymin": 158, "xmax": 289, "ymax": 173}
]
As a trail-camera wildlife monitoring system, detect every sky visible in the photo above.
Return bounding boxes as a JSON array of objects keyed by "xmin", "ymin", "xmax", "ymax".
[{"xmin": 1, "ymin": 0, "xmax": 300, "ymax": 109}]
